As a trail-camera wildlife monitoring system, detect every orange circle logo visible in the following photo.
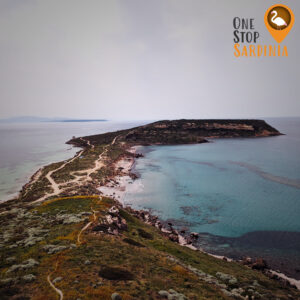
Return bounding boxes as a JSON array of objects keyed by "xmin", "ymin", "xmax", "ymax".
[
  {"xmin": 267, "ymin": 6, "xmax": 291, "ymax": 30},
  {"xmin": 264, "ymin": 4, "xmax": 294, "ymax": 43}
]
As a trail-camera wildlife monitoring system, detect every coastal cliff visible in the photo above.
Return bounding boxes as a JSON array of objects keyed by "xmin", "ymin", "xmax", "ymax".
[
  {"xmin": 68, "ymin": 119, "xmax": 281, "ymax": 147},
  {"xmin": 1, "ymin": 119, "xmax": 297, "ymax": 300}
]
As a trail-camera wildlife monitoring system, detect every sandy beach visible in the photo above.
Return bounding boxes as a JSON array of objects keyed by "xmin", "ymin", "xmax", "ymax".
[
  {"xmin": 97, "ymin": 145, "xmax": 300, "ymax": 291},
  {"xmin": 98, "ymin": 146, "xmax": 140, "ymax": 203}
]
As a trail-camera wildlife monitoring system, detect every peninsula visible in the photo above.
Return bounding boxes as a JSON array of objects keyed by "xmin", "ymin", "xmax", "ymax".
[{"xmin": 2, "ymin": 119, "xmax": 298, "ymax": 300}]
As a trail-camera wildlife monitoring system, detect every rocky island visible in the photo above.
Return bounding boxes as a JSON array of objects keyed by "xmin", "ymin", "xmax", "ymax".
[
  {"xmin": 2, "ymin": 119, "xmax": 299, "ymax": 300},
  {"xmin": 70, "ymin": 119, "xmax": 281, "ymax": 147}
]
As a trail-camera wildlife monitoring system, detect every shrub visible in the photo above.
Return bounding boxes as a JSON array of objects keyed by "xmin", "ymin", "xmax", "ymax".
[
  {"xmin": 98, "ymin": 266, "xmax": 134, "ymax": 280},
  {"xmin": 123, "ymin": 238, "xmax": 145, "ymax": 248},
  {"xmin": 137, "ymin": 228, "xmax": 153, "ymax": 240}
]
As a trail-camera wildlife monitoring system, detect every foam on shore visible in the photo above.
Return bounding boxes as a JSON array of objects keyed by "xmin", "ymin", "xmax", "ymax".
[{"xmin": 98, "ymin": 146, "xmax": 144, "ymax": 204}]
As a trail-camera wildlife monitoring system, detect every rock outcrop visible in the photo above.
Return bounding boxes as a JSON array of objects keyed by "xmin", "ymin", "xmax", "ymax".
[{"xmin": 69, "ymin": 119, "xmax": 281, "ymax": 147}]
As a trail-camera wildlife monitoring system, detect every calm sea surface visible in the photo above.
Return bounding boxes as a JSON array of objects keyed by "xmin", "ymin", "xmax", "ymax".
[
  {"xmin": 124, "ymin": 118, "xmax": 300, "ymax": 279},
  {"xmin": 1, "ymin": 118, "xmax": 299, "ymax": 278},
  {"xmin": 0, "ymin": 121, "xmax": 145, "ymax": 202}
]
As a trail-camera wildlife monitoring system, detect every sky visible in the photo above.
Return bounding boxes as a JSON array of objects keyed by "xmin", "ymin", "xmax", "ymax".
[{"xmin": 0, "ymin": 0, "xmax": 299, "ymax": 120}]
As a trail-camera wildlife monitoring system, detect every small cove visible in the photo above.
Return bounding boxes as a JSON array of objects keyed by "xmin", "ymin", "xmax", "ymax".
[{"xmin": 124, "ymin": 118, "xmax": 300, "ymax": 279}]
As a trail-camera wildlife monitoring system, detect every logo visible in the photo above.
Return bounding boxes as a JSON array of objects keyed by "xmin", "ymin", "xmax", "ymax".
[
  {"xmin": 233, "ymin": 4, "xmax": 294, "ymax": 57},
  {"xmin": 264, "ymin": 4, "xmax": 294, "ymax": 43}
]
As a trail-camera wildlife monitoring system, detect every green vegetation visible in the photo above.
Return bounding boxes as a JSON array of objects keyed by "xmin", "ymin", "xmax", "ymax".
[
  {"xmin": 0, "ymin": 196, "xmax": 298, "ymax": 299},
  {"xmin": 19, "ymin": 162, "xmax": 65, "ymax": 202},
  {"xmin": 53, "ymin": 146, "xmax": 105, "ymax": 184},
  {"xmin": 15, "ymin": 119, "xmax": 280, "ymax": 205},
  {"xmin": 0, "ymin": 119, "xmax": 291, "ymax": 299},
  {"xmin": 68, "ymin": 119, "xmax": 280, "ymax": 147}
]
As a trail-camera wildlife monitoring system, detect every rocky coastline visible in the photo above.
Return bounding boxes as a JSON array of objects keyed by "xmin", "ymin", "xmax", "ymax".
[
  {"xmin": 97, "ymin": 145, "xmax": 300, "ymax": 291},
  {"xmin": 125, "ymin": 204, "xmax": 300, "ymax": 291},
  {"xmin": 1, "ymin": 119, "xmax": 299, "ymax": 299}
]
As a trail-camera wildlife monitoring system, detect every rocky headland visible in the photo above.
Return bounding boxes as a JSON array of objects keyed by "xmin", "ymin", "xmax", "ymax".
[
  {"xmin": 69, "ymin": 119, "xmax": 281, "ymax": 147},
  {"xmin": 1, "ymin": 119, "xmax": 298, "ymax": 300}
]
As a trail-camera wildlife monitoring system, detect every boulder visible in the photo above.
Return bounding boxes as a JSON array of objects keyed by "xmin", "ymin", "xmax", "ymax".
[
  {"xmin": 251, "ymin": 258, "xmax": 268, "ymax": 270},
  {"xmin": 158, "ymin": 290, "xmax": 169, "ymax": 297},
  {"xmin": 22, "ymin": 274, "xmax": 36, "ymax": 282},
  {"xmin": 7, "ymin": 258, "xmax": 39, "ymax": 273},
  {"xmin": 53, "ymin": 277, "xmax": 62, "ymax": 284},
  {"xmin": 242, "ymin": 256, "xmax": 252, "ymax": 265},
  {"xmin": 168, "ymin": 234, "xmax": 179, "ymax": 243},
  {"xmin": 216, "ymin": 272, "xmax": 238, "ymax": 285},
  {"xmin": 108, "ymin": 206, "xmax": 119, "ymax": 216},
  {"xmin": 158, "ymin": 289, "xmax": 188, "ymax": 299},
  {"xmin": 92, "ymin": 224, "xmax": 109, "ymax": 233},
  {"xmin": 24, "ymin": 236, "xmax": 44, "ymax": 247},
  {"xmin": 6, "ymin": 257, "xmax": 16, "ymax": 263},
  {"xmin": 43, "ymin": 244, "xmax": 67, "ymax": 254},
  {"xmin": 190, "ymin": 232, "xmax": 199, "ymax": 240},
  {"xmin": 111, "ymin": 293, "xmax": 122, "ymax": 300},
  {"xmin": 56, "ymin": 213, "xmax": 84, "ymax": 224},
  {"xmin": 119, "ymin": 218, "xmax": 128, "ymax": 231}
]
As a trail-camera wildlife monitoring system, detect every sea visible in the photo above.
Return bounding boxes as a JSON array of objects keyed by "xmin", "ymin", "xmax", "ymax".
[
  {"xmin": 0, "ymin": 120, "xmax": 145, "ymax": 202},
  {"xmin": 0, "ymin": 118, "xmax": 299, "ymax": 279},
  {"xmin": 123, "ymin": 118, "xmax": 300, "ymax": 279}
]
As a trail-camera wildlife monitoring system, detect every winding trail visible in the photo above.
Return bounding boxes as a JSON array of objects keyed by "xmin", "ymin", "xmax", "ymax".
[
  {"xmin": 84, "ymin": 138, "xmax": 95, "ymax": 150},
  {"xmin": 22, "ymin": 167, "xmax": 44, "ymax": 197},
  {"xmin": 77, "ymin": 208, "xmax": 97, "ymax": 245},
  {"xmin": 47, "ymin": 197, "xmax": 102, "ymax": 299},
  {"xmin": 33, "ymin": 149, "xmax": 84, "ymax": 203},
  {"xmin": 47, "ymin": 261, "xmax": 64, "ymax": 300},
  {"xmin": 85, "ymin": 146, "xmax": 108, "ymax": 181},
  {"xmin": 32, "ymin": 135, "xmax": 119, "ymax": 204},
  {"xmin": 39, "ymin": 137, "xmax": 121, "ymax": 298}
]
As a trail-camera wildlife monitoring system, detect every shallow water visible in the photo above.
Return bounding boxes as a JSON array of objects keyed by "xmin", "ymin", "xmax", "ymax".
[
  {"xmin": 124, "ymin": 118, "xmax": 300, "ymax": 278},
  {"xmin": 0, "ymin": 120, "xmax": 145, "ymax": 202}
]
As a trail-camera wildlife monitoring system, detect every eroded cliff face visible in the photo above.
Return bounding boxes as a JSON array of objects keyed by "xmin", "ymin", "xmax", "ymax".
[{"xmin": 68, "ymin": 119, "xmax": 281, "ymax": 147}]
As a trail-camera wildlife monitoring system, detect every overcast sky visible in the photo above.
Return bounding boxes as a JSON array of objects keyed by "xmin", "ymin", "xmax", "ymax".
[{"xmin": 0, "ymin": 0, "xmax": 299, "ymax": 120}]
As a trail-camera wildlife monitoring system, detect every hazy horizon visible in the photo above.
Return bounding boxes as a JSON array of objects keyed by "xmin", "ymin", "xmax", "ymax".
[
  {"xmin": 2, "ymin": 115, "xmax": 300, "ymax": 122},
  {"xmin": 0, "ymin": 0, "xmax": 299, "ymax": 120}
]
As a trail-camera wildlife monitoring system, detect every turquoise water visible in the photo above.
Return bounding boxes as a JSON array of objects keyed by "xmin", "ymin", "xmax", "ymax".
[
  {"xmin": 0, "ymin": 121, "xmax": 145, "ymax": 202},
  {"xmin": 124, "ymin": 118, "xmax": 300, "ymax": 277},
  {"xmin": 1, "ymin": 118, "xmax": 300, "ymax": 276}
]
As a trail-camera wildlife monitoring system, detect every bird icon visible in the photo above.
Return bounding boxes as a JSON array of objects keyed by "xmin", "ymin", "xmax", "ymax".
[{"xmin": 271, "ymin": 10, "xmax": 288, "ymax": 29}]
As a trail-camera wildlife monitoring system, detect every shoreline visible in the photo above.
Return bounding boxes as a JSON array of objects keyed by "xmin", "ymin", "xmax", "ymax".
[
  {"xmin": 0, "ymin": 167, "xmax": 42, "ymax": 203},
  {"xmin": 3, "ymin": 141, "xmax": 300, "ymax": 290},
  {"xmin": 0, "ymin": 146, "xmax": 80, "ymax": 204},
  {"xmin": 2, "ymin": 119, "xmax": 299, "ymax": 298},
  {"xmin": 0, "ymin": 166, "xmax": 45, "ymax": 204},
  {"xmin": 97, "ymin": 146, "xmax": 300, "ymax": 290},
  {"xmin": 97, "ymin": 145, "xmax": 140, "ymax": 204},
  {"xmin": 2, "ymin": 120, "xmax": 299, "ymax": 292}
]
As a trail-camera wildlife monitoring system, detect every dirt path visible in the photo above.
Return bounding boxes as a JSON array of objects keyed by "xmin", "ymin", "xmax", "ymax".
[
  {"xmin": 33, "ymin": 149, "xmax": 84, "ymax": 203},
  {"xmin": 79, "ymin": 137, "xmax": 95, "ymax": 150},
  {"xmin": 47, "ymin": 197, "xmax": 102, "ymax": 298},
  {"xmin": 77, "ymin": 208, "xmax": 97, "ymax": 245},
  {"xmin": 32, "ymin": 135, "xmax": 119, "ymax": 204},
  {"xmin": 47, "ymin": 261, "xmax": 64, "ymax": 300},
  {"xmin": 22, "ymin": 167, "xmax": 44, "ymax": 197},
  {"xmin": 60, "ymin": 135, "xmax": 119, "ymax": 184},
  {"xmin": 85, "ymin": 148, "xmax": 107, "ymax": 181},
  {"xmin": 41, "ymin": 135, "xmax": 119, "ymax": 298}
]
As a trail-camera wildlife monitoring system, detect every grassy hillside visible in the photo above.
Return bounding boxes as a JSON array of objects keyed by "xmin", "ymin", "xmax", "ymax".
[
  {"xmin": 0, "ymin": 196, "xmax": 298, "ymax": 299},
  {"xmin": 0, "ymin": 119, "xmax": 293, "ymax": 299}
]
